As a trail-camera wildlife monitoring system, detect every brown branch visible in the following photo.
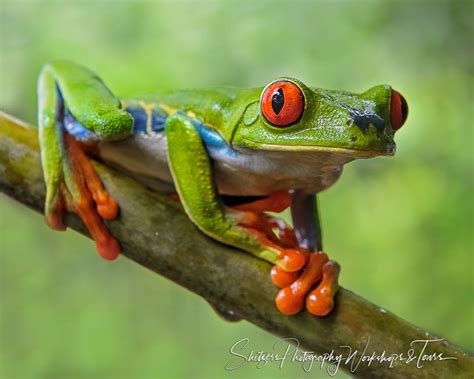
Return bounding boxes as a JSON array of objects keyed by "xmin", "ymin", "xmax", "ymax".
[{"xmin": 0, "ymin": 111, "xmax": 472, "ymax": 378}]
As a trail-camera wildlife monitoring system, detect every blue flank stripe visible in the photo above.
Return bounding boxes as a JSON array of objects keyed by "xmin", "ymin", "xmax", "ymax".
[
  {"xmin": 151, "ymin": 107, "xmax": 167, "ymax": 132},
  {"xmin": 195, "ymin": 121, "xmax": 238, "ymax": 158},
  {"xmin": 169, "ymin": 111, "xmax": 236, "ymax": 157},
  {"xmin": 64, "ymin": 112, "xmax": 97, "ymax": 141},
  {"xmin": 125, "ymin": 105, "xmax": 148, "ymax": 134},
  {"xmin": 124, "ymin": 105, "xmax": 168, "ymax": 134}
]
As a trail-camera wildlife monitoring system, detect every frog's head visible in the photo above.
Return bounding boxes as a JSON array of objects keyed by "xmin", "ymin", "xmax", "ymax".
[{"xmin": 234, "ymin": 78, "xmax": 408, "ymax": 158}]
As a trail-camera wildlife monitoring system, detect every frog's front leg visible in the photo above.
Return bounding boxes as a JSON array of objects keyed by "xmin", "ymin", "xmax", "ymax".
[
  {"xmin": 166, "ymin": 114, "xmax": 338, "ymax": 316},
  {"xmin": 38, "ymin": 62, "xmax": 133, "ymax": 260},
  {"xmin": 165, "ymin": 114, "xmax": 308, "ymax": 273}
]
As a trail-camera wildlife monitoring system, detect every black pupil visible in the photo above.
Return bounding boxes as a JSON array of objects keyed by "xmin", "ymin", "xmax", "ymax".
[
  {"xmin": 271, "ymin": 88, "xmax": 284, "ymax": 115},
  {"xmin": 400, "ymin": 94, "xmax": 408, "ymax": 121}
]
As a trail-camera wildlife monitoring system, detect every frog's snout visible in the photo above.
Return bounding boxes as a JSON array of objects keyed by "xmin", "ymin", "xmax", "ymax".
[
  {"xmin": 340, "ymin": 85, "xmax": 409, "ymax": 155},
  {"xmin": 360, "ymin": 85, "xmax": 409, "ymax": 134},
  {"xmin": 390, "ymin": 89, "xmax": 409, "ymax": 132}
]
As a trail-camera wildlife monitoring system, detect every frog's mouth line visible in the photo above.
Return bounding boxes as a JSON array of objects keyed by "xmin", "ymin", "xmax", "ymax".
[{"xmin": 255, "ymin": 143, "xmax": 396, "ymax": 157}]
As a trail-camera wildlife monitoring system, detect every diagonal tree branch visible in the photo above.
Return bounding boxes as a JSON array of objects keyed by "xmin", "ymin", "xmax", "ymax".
[{"xmin": 0, "ymin": 111, "xmax": 472, "ymax": 378}]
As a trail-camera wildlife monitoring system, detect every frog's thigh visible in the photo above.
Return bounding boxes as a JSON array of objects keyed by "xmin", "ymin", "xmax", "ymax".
[
  {"xmin": 165, "ymin": 114, "xmax": 272, "ymax": 258},
  {"xmin": 38, "ymin": 66, "xmax": 67, "ymax": 229}
]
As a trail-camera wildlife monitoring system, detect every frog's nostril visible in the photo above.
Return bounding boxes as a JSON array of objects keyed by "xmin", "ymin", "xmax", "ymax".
[{"xmin": 390, "ymin": 90, "xmax": 408, "ymax": 132}]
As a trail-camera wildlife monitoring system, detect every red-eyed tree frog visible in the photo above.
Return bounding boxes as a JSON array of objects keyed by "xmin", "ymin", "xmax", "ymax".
[{"xmin": 37, "ymin": 62, "xmax": 408, "ymax": 317}]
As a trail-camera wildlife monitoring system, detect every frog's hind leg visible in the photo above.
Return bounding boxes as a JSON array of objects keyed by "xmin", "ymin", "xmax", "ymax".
[{"xmin": 38, "ymin": 62, "xmax": 132, "ymax": 260}]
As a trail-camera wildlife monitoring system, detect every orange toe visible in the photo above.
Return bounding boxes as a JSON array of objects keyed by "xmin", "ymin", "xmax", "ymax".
[
  {"xmin": 276, "ymin": 249, "xmax": 308, "ymax": 272},
  {"xmin": 45, "ymin": 214, "xmax": 66, "ymax": 231},
  {"xmin": 96, "ymin": 196, "xmax": 119, "ymax": 220},
  {"xmin": 45, "ymin": 192, "xmax": 67, "ymax": 231},
  {"xmin": 96, "ymin": 237, "xmax": 121, "ymax": 261},
  {"xmin": 306, "ymin": 260, "xmax": 340, "ymax": 316},
  {"xmin": 306, "ymin": 290, "xmax": 334, "ymax": 316},
  {"xmin": 275, "ymin": 286, "xmax": 305, "ymax": 315},
  {"xmin": 271, "ymin": 266, "xmax": 300, "ymax": 288}
]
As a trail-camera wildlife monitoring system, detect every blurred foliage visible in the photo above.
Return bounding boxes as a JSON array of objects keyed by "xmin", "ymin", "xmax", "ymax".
[{"xmin": 0, "ymin": 0, "xmax": 472, "ymax": 378}]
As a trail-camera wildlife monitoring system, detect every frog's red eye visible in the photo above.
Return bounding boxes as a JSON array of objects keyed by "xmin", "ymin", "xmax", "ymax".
[
  {"xmin": 390, "ymin": 90, "xmax": 408, "ymax": 132},
  {"xmin": 261, "ymin": 80, "xmax": 304, "ymax": 127}
]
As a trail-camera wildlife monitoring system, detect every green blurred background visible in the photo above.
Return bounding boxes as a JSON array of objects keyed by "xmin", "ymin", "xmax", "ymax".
[{"xmin": 1, "ymin": 0, "xmax": 472, "ymax": 378}]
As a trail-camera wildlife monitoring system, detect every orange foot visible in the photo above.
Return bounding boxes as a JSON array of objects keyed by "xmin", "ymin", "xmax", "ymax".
[
  {"xmin": 275, "ymin": 254, "xmax": 340, "ymax": 316},
  {"xmin": 230, "ymin": 191, "xmax": 340, "ymax": 317},
  {"xmin": 50, "ymin": 132, "xmax": 121, "ymax": 260}
]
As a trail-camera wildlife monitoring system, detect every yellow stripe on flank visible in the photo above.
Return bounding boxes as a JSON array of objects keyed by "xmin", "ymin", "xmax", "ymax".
[
  {"xmin": 159, "ymin": 103, "xmax": 177, "ymax": 116},
  {"xmin": 138, "ymin": 101, "xmax": 154, "ymax": 135}
]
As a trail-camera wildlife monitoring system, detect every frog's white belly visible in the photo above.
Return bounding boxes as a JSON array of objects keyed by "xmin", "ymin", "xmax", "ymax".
[{"xmin": 98, "ymin": 134, "xmax": 351, "ymax": 196}]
